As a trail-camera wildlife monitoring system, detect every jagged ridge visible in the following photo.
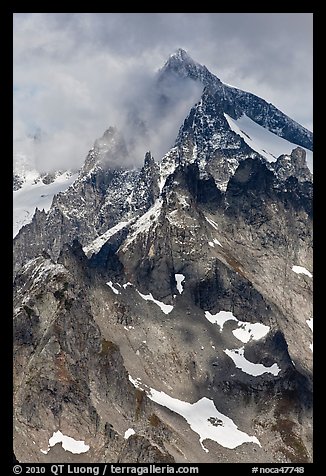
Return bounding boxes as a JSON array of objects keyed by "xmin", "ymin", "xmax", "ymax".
[{"xmin": 13, "ymin": 49, "xmax": 313, "ymax": 464}]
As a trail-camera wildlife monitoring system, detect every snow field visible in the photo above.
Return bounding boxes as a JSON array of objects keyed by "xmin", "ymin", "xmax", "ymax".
[{"xmin": 128, "ymin": 375, "xmax": 261, "ymax": 451}]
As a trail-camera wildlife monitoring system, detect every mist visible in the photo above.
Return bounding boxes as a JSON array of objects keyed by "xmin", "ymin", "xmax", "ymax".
[
  {"xmin": 117, "ymin": 74, "xmax": 203, "ymax": 166},
  {"xmin": 13, "ymin": 48, "xmax": 202, "ymax": 173},
  {"xmin": 13, "ymin": 13, "xmax": 312, "ymax": 173}
]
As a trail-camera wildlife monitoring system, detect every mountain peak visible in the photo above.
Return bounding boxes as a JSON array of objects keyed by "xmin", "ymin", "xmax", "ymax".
[
  {"xmin": 158, "ymin": 48, "xmax": 218, "ymax": 90},
  {"xmin": 273, "ymin": 147, "xmax": 312, "ymax": 183},
  {"xmin": 81, "ymin": 126, "xmax": 129, "ymax": 174},
  {"xmin": 13, "ymin": 47, "xmax": 313, "ymax": 464},
  {"xmin": 169, "ymin": 48, "xmax": 194, "ymax": 63},
  {"xmin": 163, "ymin": 48, "xmax": 201, "ymax": 72}
]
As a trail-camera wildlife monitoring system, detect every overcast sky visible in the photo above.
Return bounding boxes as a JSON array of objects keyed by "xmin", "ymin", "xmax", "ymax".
[{"xmin": 13, "ymin": 13, "xmax": 313, "ymax": 172}]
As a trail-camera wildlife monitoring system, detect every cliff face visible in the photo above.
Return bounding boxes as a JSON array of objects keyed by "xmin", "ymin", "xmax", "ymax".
[{"xmin": 13, "ymin": 49, "xmax": 313, "ymax": 464}]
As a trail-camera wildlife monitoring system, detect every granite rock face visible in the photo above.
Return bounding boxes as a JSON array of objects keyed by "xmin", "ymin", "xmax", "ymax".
[
  {"xmin": 160, "ymin": 49, "xmax": 312, "ymax": 151},
  {"xmin": 13, "ymin": 50, "xmax": 313, "ymax": 464},
  {"xmin": 272, "ymin": 147, "xmax": 312, "ymax": 183}
]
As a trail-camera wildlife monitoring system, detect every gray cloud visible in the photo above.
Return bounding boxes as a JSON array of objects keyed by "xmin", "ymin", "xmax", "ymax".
[{"xmin": 13, "ymin": 13, "xmax": 313, "ymax": 172}]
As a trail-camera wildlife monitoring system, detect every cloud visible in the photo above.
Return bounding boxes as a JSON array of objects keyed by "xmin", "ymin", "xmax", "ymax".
[{"xmin": 13, "ymin": 13, "xmax": 313, "ymax": 172}]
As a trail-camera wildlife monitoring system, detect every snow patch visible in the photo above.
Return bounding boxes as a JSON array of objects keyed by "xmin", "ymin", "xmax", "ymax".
[
  {"xmin": 124, "ymin": 428, "xmax": 135, "ymax": 439},
  {"xmin": 307, "ymin": 318, "xmax": 313, "ymax": 332},
  {"xmin": 205, "ymin": 217, "xmax": 219, "ymax": 230},
  {"xmin": 128, "ymin": 376, "xmax": 261, "ymax": 451},
  {"xmin": 42, "ymin": 431, "xmax": 89, "ymax": 454},
  {"xmin": 204, "ymin": 311, "xmax": 238, "ymax": 331},
  {"xmin": 292, "ymin": 266, "xmax": 312, "ymax": 278},
  {"xmin": 208, "ymin": 239, "xmax": 222, "ymax": 248},
  {"xmin": 106, "ymin": 279, "xmax": 174, "ymax": 314},
  {"xmin": 137, "ymin": 291, "xmax": 173, "ymax": 314},
  {"xmin": 83, "ymin": 220, "xmax": 132, "ymax": 257},
  {"xmin": 224, "ymin": 347, "xmax": 281, "ymax": 376},
  {"xmin": 128, "ymin": 375, "xmax": 142, "ymax": 388},
  {"xmin": 106, "ymin": 281, "xmax": 121, "ymax": 295},
  {"xmin": 307, "ymin": 318, "xmax": 313, "ymax": 353},
  {"xmin": 175, "ymin": 274, "xmax": 185, "ymax": 294},
  {"xmin": 123, "ymin": 282, "xmax": 133, "ymax": 289},
  {"xmin": 232, "ymin": 322, "xmax": 270, "ymax": 344},
  {"xmin": 205, "ymin": 310, "xmax": 270, "ymax": 343},
  {"xmin": 224, "ymin": 113, "xmax": 313, "ymax": 171},
  {"xmin": 13, "ymin": 171, "xmax": 78, "ymax": 237}
]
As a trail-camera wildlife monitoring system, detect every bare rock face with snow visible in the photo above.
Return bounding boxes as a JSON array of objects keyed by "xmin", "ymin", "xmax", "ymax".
[
  {"xmin": 272, "ymin": 147, "xmax": 312, "ymax": 183},
  {"xmin": 13, "ymin": 49, "xmax": 313, "ymax": 464}
]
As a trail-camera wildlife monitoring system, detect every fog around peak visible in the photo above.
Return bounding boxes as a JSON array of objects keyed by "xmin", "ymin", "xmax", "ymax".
[{"xmin": 13, "ymin": 13, "xmax": 312, "ymax": 173}]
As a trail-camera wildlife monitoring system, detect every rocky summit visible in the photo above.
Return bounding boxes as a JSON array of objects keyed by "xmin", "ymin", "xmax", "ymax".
[{"xmin": 13, "ymin": 49, "xmax": 313, "ymax": 463}]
